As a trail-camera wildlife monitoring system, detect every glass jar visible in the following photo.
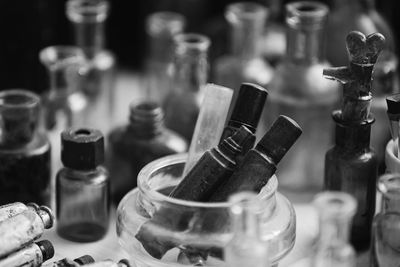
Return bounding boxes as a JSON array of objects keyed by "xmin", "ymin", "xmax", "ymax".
[{"xmin": 116, "ymin": 154, "xmax": 295, "ymax": 266}]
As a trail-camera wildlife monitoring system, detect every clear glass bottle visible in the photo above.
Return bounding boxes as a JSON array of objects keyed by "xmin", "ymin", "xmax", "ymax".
[
  {"xmin": 225, "ymin": 192, "xmax": 270, "ymax": 267},
  {"xmin": 66, "ymin": 0, "xmax": 116, "ymax": 135},
  {"xmin": 145, "ymin": 12, "xmax": 185, "ymax": 104},
  {"xmin": 214, "ymin": 2, "xmax": 273, "ymax": 113},
  {"xmin": 40, "ymin": 45, "xmax": 88, "ymax": 200},
  {"xmin": 0, "ymin": 89, "xmax": 51, "ymax": 206},
  {"xmin": 260, "ymin": 1, "xmax": 339, "ymax": 201},
  {"xmin": 56, "ymin": 128, "xmax": 110, "ymax": 242},
  {"xmin": 312, "ymin": 192, "xmax": 357, "ymax": 267},
  {"xmin": 0, "ymin": 240, "xmax": 54, "ymax": 267},
  {"xmin": 107, "ymin": 101, "xmax": 187, "ymax": 203},
  {"xmin": 370, "ymin": 173, "xmax": 400, "ymax": 266},
  {"xmin": 163, "ymin": 33, "xmax": 210, "ymax": 142}
]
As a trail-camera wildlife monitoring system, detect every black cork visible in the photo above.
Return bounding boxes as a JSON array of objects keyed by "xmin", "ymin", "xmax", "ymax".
[
  {"xmin": 36, "ymin": 240, "xmax": 55, "ymax": 261},
  {"xmin": 74, "ymin": 255, "xmax": 95, "ymax": 265}
]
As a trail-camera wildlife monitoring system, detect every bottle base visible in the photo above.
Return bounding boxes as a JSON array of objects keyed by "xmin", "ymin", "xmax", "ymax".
[{"xmin": 57, "ymin": 222, "xmax": 108, "ymax": 242}]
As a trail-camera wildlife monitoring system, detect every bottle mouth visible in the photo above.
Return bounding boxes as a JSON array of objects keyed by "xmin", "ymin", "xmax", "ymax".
[
  {"xmin": 378, "ymin": 173, "xmax": 400, "ymax": 200},
  {"xmin": 313, "ymin": 191, "xmax": 357, "ymax": 219},
  {"xmin": 174, "ymin": 33, "xmax": 211, "ymax": 55},
  {"xmin": 286, "ymin": 1, "xmax": 329, "ymax": 29},
  {"xmin": 0, "ymin": 89, "xmax": 40, "ymax": 110},
  {"xmin": 146, "ymin": 11, "xmax": 186, "ymax": 36},
  {"xmin": 225, "ymin": 2, "xmax": 268, "ymax": 23},
  {"xmin": 66, "ymin": 0, "xmax": 109, "ymax": 23}
]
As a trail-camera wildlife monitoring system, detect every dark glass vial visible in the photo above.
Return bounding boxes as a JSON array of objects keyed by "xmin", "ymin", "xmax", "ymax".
[
  {"xmin": 107, "ymin": 101, "xmax": 187, "ymax": 203},
  {"xmin": 0, "ymin": 89, "xmax": 51, "ymax": 206},
  {"xmin": 56, "ymin": 128, "xmax": 110, "ymax": 242},
  {"xmin": 325, "ymin": 111, "xmax": 378, "ymax": 252}
]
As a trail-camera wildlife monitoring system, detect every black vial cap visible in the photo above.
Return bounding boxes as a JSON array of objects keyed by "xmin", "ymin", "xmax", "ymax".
[
  {"xmin": 119, "ymin": 259, "xmax": 131, "ymax": 267},
  {"xmin": 36, "ymin": 240, "xmax": 55, "ymax": 261},
  {"xmin": 61, "ymin": 128, "xmax": 104, "ymax": 170},
  {"xmin": 229, "ymin": 83, "xmax": 268, "ymax": 133},
  {"xmin": 256, "ymin": 115, "xmax": 302, "ymax": 164},
  {"xmin": 74, "ymin": 255, "xmax": 95, "ymax": 265},
  {"xmin": 386, "ymin": 93, "xmax": 400, "ymax": 114}
]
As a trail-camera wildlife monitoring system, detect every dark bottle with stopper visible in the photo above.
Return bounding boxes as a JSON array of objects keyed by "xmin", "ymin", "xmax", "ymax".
[
  {"xmin": 0, "ymin": 240, "xmax": 54, "ymax": 267},
  {"xmin": 107, "ymin": 101, "xmax": 187, "ymax": 203},
  {"xmin": 56, "ymin": 128, "xmax": 110, "ymax": 242},
  {"xmin": 323, "ymin": 31, "xmax": 383, "ymax": 252},
  {"xmin": 135, "ymin": 126, "xmax": 253, "ymax": 259},
  {"xmin": 220, "ymin": 83, "xmax": 268, "ymax": 154},
  {"xmin": 0, "ymin": 89, "xmax": 51, "ymax": 206},
  {"xmin": 210, "ymin": 115, "xmax": 302, "ymax": 202}
]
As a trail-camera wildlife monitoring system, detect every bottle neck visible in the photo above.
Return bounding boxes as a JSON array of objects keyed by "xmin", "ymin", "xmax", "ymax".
[
  {"xmin": 129, "ymin": 102, "xmax": 165, "ymax": 138},
  {"xmin": 226, "ymin": 3, "xmax": 267, "ymax": 60},
  {"xmin": 73, "ymin": 21, "xmax": 105, "ymax": 59},
  {"xmin": 333, "ymin": 111, "xmax": 373, "ymax": 151},
  {"xmin": 318, "ymin": 217, "xmax": 352, "ymax": 246},
  {"xmin": 285, "ymin": 2, "xmax": 328, "ymax": 64},
  {"xmin": 173, "ymin": 34, "xmax": 210, "ymax": 94}
]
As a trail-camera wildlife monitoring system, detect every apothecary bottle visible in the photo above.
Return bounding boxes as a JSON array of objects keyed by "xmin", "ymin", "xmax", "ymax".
[
  {"xmin": 107, "ymin": 101, "xmax": 187, "ymax": 203},
  {"xmin": 0, "ymin": 89, "xmax": 51, "ymax": 206},
  {"xmin": 370, "ymin": 174, "xmax": 400, "ymax": 266},
  {"xmin": 145, "ymin": 12, "xmax": 185, "ymax": 104},
  {"xmin": 214, "ymin": 1, "xmax": 273, "ymax": 112},
  {"xmin": 260, "ymin": 1, "xmax": 339, "ymax": 199},
  {"xmin": 56, "ymin": 128, "xmax": 110, "ymax": 242},
  {"xmin": 66, "ymin": 0, "xmax": 116, "ymax": 134},
  {"xmin": 163, "ymin": 33, "xmax": 210, "ymax": 142}
]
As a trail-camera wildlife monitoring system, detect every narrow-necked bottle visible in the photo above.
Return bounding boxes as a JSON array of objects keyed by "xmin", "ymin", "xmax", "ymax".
[
  {"xmin": 324, "ymin": 31, "xmax": 384, "ymax": 252},
  {"xmin": 260, "ymin": 1, "xmax": 339, "ymax": 200},
  {"xmin": 57, "ymin": 128, "xmax": 110, "ymax": 242},
  {"xmin": 214, "ymin": 1, "xmax": 273, "ymax": 113},
  {"xmin": 370, "ymin": 173, "xmax": 400, "ymax": 266},
  {"xmin": 0, "ymin": 89, "xmax": 51, "ymax": 206},
  {"xmin": 312, "ymin": 192, "xmax": 357, "ymax": 267},
  {"xmin": 107, "ymin": 101, "xmax": 187, "ymax": 203},
  {"xmin": 163, "ymin": 33, "xmax": 210, "ymax": 142},
  {"xmin": 145, "ymin": 12, "xmax": 185, "ymax": 104},
  {"xmin": 66, "ymin": 0, "xmax": 116, "ymax": 134},
  {"xmin": 0, "ymin": 240, "xmax": 54, "ymax": 267}
]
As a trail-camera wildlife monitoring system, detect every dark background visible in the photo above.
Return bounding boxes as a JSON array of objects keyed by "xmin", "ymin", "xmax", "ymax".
[{"xmin": 0, "ymin": 0, "xmax": 398, "ymax": 94}]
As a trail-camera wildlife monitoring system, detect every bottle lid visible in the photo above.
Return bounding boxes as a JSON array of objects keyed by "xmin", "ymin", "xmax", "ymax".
[
  {"xmin": 256, "ymin": 115, "xmax": 302, "ymax": 164},
  {"xmin": 61, "ymin": 128, "xmax": 104, "ymax": 170},
  {"xmin": 228, "ymin": 83, "xmax": 268, "ymax": 133},
  {"xmin": 36, "ymin": 240, "xmax": 55, "ymax": 261},
  {"xmin": 74, "ymin": 255, "xmax": 95, "ymax": 265}
]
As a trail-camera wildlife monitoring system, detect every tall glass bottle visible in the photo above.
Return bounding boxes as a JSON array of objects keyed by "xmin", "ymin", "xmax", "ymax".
[
  {"xmin": 260, "ymin": 1, "xmax": 339, "ymax": 200},
  {"xmin": 370, "ymin": 174, "xmax": 400, "ymax": 266},
  {"xmin": 66, "ymin": 0, "xmax": 116, "ymax": 135},
  {"xmin": 214, "ymin": 2, "xmax": 273, "ymax": 113},
  {"xmin": 107, "ymin": 101, "xmax": 188, "ymax": 203},
  {"xmin": 326, "ymin": 0, "xmax": 399, "ymax": 170},
  {"xmin": 0, "ymin": 90, "xmax": 51, "ymax": 206},
  {"xmin": 312, "ymin": 192, "xmax": 357, "ymax": 267},
  {"xmin": 145, "ymin": 12, "xmax": 185, "ymax": 104},
  {"xmin": 163, "ymin": 33, "xmax": 210, "ymax": 142}
]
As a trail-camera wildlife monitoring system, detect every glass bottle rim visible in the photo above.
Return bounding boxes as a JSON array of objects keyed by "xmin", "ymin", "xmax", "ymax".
[
  {"xmin": 313, "ymin": 191, "xmax": 357, "ymax": 219},
  {"xmin": 66, "ymin": 0, "xmax": 109, "ymax": 23},
  {"xmin": 174, "ymin": 33, "xmax": 211, "ymax": 54},
  {"xmin": 0, "ymin": 89, "xmax": 40, "ymax": 110},
  {"xmin": 137, "ymin": 153, "xmax": 278, "ymax": 209},
  {"xmin": 146, "ymin": 11, "xmax": 186, "ymax": 36},
  {"xmin": 378, "ymin": 173, "xmax": 400, "ymax": 200},
  {"xmin": 39, "ymin": 46, "xmax": 86, "ymax": 70},
  {"xmin": 286, "ymin": 1, "xmax": 329, "ymax": 29},
  {"xmin": 225, "ymin": 2, "xmax": 268, "ymax": 23}
]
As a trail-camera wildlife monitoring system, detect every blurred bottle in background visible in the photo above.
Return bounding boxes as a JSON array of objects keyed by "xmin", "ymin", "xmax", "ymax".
[
  {"xmin": 66, "ymin": 0, "xmax": 116, "ymax": 135},
  {"xmin": 260, "ymin": 1, "xmax": 339, "ymax": 202},
  {"xmin": 144, "ymin": 11, "xmax": 186, "ymax": 104},
  {"xmin": 163, "ymin": 33, "xmax": 210, "ymax": 142},
  {"xmin": 214, "ymin": 2, "xmax": 273, "ymax": 116},
  {"xmin": 326, "ymin": 0, "xmax": 399, "ymax": 172}
]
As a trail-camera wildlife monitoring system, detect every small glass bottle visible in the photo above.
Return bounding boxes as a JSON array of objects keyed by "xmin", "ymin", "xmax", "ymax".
[
  {"xmin": 370, "ymin": 174, "xmax": 400, "ymax": 266},
  {"xmin": 0, "ymin": 89, "xmax": 51, "ymax": 206},
  {"xmin": 225, "ymin": 192, "xmax": 270, "ymax": 267},
  {"xmin": 163, "ymin": 33, "xmax": 210, "ymax": 142},
  {"xmin": 260, "ymin": 1, "xmax": 339, "ymax": 200},
  {"xmin": 108, "ymin": 101, "xmax": 187, "ymax": 203},
  {"xmin": 144, "ymin": 12, "xmax": 185, "ymax": 104},
  {"xmin": 66, "ymin": 0, "xmax": 116, "ymax": 134},
  {"xmin": 312, "ymin": 191, "xmax": 357, "ymax": 267},
  {"xmin": 56, "ymin": 128, "xmax": 110, "ymax": 242},
  {"xmin": 214, "ymin": 2, "xmax": 273, "ymax": 111},
  {"xmin": 0, "ymin": 240, "xmax": 54, "ymax": 267}
]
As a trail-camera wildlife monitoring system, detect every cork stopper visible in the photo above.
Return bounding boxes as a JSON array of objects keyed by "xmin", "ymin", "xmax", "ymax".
[
  {"xmin": 74, "ymin": 255, "xmax": 95, "ymax": 265},
  {"xmin": 61, "ymin": 128, "xmax": 105, "ymax": 170},
  {"xmin": 228, "ymin": 83, "xmax": 268, "ymax": 133},
  {"xmin": 323, "ymin": 31, "xmax": 385, "ymax": 122},
  {"xmin": 256, "ymin": 115, "xmax": 302, "ymax": 164},
  {"xmin": 36, "ymin": 240, "xmax": 55, "ymax": 261}
]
